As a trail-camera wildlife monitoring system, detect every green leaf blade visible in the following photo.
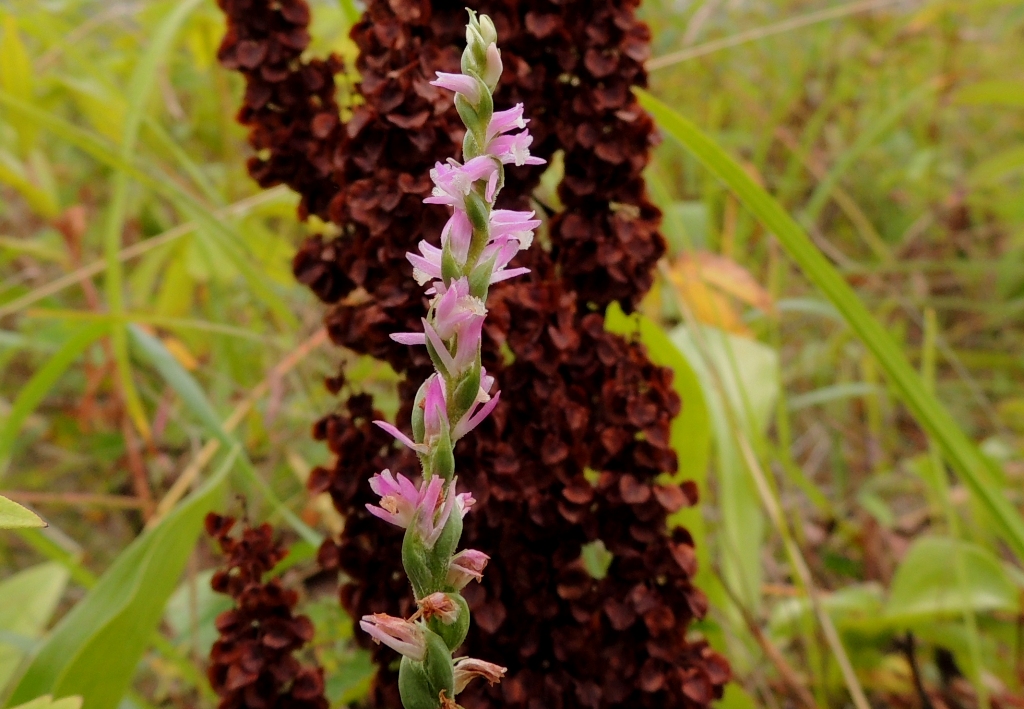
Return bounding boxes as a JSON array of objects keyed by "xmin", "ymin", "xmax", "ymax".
[
  {"xmin": 0, "ymin": 495, "xmax": 45, "ymax": 530},
  {"xmin": 637, "ymin": 88, "xmax": 1024, "ymax": 561}
]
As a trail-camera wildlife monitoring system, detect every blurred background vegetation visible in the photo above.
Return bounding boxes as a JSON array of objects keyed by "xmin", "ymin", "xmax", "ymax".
[{"xmin": 1, "ymin": 0, "xmax": 1023, "ymax": 707}]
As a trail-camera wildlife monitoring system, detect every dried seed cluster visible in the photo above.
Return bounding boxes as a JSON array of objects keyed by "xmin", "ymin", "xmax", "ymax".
[
  {"xmin": 217, "ymin": 1, "xmax": 730, "ymax": 707},
  {"xmin": 206, "ymin": 514, "xmax": 328, "ymax": 709}
]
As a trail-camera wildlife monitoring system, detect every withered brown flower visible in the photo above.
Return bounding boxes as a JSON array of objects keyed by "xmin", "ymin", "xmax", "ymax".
[
  {"xmin": 216, "ymin": 1, "xmax": 731, "ymax": 707},
  {"xmin": 206, "ymin": 513, "xmax": 328, "ymax": 709}
]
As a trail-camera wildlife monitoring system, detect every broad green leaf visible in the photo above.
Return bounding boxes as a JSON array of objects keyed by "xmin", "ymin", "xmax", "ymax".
[
  {"xmin": 55, "ymin": 76, "xmax": 126, "ymax": 143},
  {"xmin": 0, "ymin": 322, "xmax": 108, "ymax": 476},
  {"xmin": 605, "ymin": 302, "xmax": 712, "ymax": 584},
  {"xmin": 338, "ymin": 0, "xmax": 361, "ymax": 25},
  {"xmin": 8, "ymin": 696, "xmax": 82, "ymax": 709},
  {"xmin": 0, "ymin": 563, "xmax": 70, "ymax": 693},
  {"xmin": 885, "ymin": 536, "xmax": 1019, "ymax": 622},
  {"xmin": 6, "ymin": 449, "xmax": 234, "ymax": 709},
  {"xmin": 0, "ymin": 496, "xmax": 45, "ymax": 530},
  {"xmin": 718, "ymin": 685, "xmax": 758, "ymax": 709},
  {"xmin": 638, "ymin": 88, "xmax": 1024, "ymax": 561},
  {"xmin": 670, "ymin": 323, "xmax": 778, "ymax": 613},
  {"xmin": 0, "ymin": 17, "xmax": 30, "ymax": 101}
]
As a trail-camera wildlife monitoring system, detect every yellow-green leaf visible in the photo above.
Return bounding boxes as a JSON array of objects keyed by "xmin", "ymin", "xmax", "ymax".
[
  {"xmin": 0, "ymin": 495, "xmax": 45, "ymax": 529},
  {"xmin": 8, "ymin": 695, "xmax": 82, "ymax": 709}
]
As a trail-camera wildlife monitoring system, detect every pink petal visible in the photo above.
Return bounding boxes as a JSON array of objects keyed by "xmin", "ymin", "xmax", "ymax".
[
  {"xmin": 489, "ymin": 267, "xmax": 530, "ymax": 284},
  {"xmin": 391, "ymin": 332, "xmax": 427, "ymax": 346},
  {"xmin": 373, "ymin": 420, "xmax": 425, "ymax": 453},
  {"xmin": 453, "ymin": 390, "xmax": 501, "ymax": 440}
]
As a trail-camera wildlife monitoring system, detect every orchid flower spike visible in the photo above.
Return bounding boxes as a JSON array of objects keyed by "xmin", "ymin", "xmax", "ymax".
[{"xmin": 363, "ymin": 12, "xmax": 536, "ymax": 704}]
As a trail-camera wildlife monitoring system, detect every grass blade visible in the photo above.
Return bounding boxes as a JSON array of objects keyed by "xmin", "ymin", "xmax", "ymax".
[
  {"xmin": 638, "ymin": 88, "xmax": 1024, "ymax": 560},
  {"xmin": 101, "ymin": 0, "xmax": 205, "ymax": 443},
  {"xmin": 0, "ymin": 93, "xmax": 298, "ymax": 329}
]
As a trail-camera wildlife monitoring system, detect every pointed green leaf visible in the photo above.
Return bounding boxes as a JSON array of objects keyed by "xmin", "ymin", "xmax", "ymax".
[{"xmin": 0, "ymin": 496, "xmax": 45, "ymax": 530}]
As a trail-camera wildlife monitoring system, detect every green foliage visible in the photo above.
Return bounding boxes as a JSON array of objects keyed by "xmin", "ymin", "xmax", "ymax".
[
  {"xmin": 1, "ymin": 0, "xmax": 1023, "ymax": 707},
  {"xmin": 7, "ymin": 696, "xmax": 81, "ymax": 709},
  {"xmin": 6, "ymin": 452, "xmax": 232, "ymax": 709},
  {"xmin": 0, "ymin": 563, "xmax": 69, "ymax": 693},
  {"xmin": 0, "ymin": 496, "xmax": 44, "ymax": 530},
  {"xmin": 638, "ymin": 88, "xmax": 1024, "ymax": 561}
]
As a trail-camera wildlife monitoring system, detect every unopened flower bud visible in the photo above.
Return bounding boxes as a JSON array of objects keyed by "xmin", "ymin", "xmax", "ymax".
[
  {"xmin": 453, "ymin": 657, "xmax": 507, "ymax": 694},
  {"xmin": 447, "ymin": 549, "xmax": 489, "ymax": 590},
  {"xmin": 476, "ymin": 12, "xmax": 498, "ymax": 46},
  {"xmin": 482, "ymin": 43, "xmax": 502, "ymax": 90},
  {"xmin": 417, "ymin": 592, "xmax": 461, "ymax": 624}
]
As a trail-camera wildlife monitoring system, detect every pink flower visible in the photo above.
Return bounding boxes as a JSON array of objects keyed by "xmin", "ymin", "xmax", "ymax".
[
  {"xmin": 456, "ymin": 491, "xmax": 476, "ymax": 518},
  {"xmin": 488, "ymin": 130, "xmax": 545, "ymax": 167},
  {"xmin": 478, "ymin": 234, "xmax": 530, "ymax": 286},
  {"xmin": 425, "ymin": 158, "xmax": 499, "ymax": 210},
  {"xmin": 421, "ymin": 373, "xmax": 448, "ymax": 445},
  {"xmin": 417, "ymin": 475, "xmax": 457, "ymax": 547},
  {"xmin": 431, "ymin": 72, "xmax": 482, "ymax": 104},
  {"xmin": 489, "ymin": 209, "xmax": 540, "ymax": 250},
  {"xmin": 360, "ymin": 613, "xmax": 426, "ymax": 661},
  {"xmin": 442, "ymin": 209, "xmax": 473, "ymax": 264},
  {"xmin": 432, "ymin": 278, "xmax": 486, "ymax": 340},
  {"xmin": 422, "ymin": 311, "xmax": 483, "ymax": 377},
  {"xmin": 365, "ymin": 469, "xmax": 422, "ymax": 527},
  {"xmin": 452, "ymin": 389, "xmax": 500, "ymax": 440},
  {"xmin": 485, "ymin": 104, "xmax": 527, "ymax": 143},
  {"xmin": 406, "ymin": 240, "xmax": 443, "ymax": 287},
  {"xmin": 453, "ymin": 657, "xmax": 506, "ymax": 693},
  {"xmin": 447, "ymin": 549, "xmax": 490, "ymax": 590},
  {"xmin": 451, "ymin": 371, "xmax": 500, "ymax": 441}
]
